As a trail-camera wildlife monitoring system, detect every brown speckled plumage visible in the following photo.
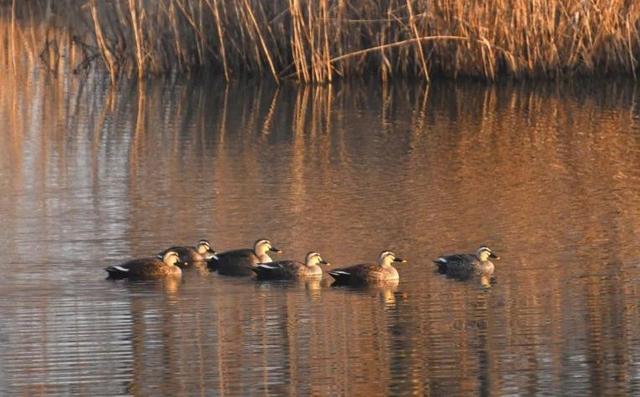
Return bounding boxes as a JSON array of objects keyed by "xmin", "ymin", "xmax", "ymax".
[
  {"xmin": 105, "ymin": 251, "xmax": 182, "ymax": 279},
  {"xmin": 434, "ymin": 246, "xmax": 499, "ymax": 281},
  {"xmin": 329, "ymin": 251, "xmax": 406, "ymax": 286},
  {"xmin": 252, "ymin": 252, "xmax": 327, "ymax": 280},
  {"xmin": 210, "ymin": 239, "xmax": 281, "ymax": 276},
  {"xmin": 159, "ymin": 240, "xmax": 216, "ymax": 268}
]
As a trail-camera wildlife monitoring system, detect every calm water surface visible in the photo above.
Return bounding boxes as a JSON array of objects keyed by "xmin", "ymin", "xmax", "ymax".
[{"xmin": 1, "ymin": 70, "xmax": 640, "ymax": 396}]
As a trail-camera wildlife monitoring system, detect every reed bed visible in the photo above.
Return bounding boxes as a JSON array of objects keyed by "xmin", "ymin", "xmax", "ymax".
[{"xmin": 1, "ymin": 0, "xmax": 640, "ymax": 83}]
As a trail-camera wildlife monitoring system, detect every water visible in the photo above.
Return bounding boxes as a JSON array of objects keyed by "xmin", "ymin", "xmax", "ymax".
[{"xmin": 2, "ymin": 70, "xmax": 640, "ymax": 396}]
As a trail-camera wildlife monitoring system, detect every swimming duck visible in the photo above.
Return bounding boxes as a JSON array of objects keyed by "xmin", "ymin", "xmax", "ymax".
[
  {"xmin": 433, "ymin": 246, "xmax": 499, "ymax": 280},
  {"xmin": 105, "ymin": 251, "xmax": 182, "ymax": 279},
  {"xmin": 252, "ymin": 251, "xmax": 328, "ymax": 280},
  {"xmin": 210, "ymin": 238, "xmax": 282, "ymax": 276},
  {"xmin": 159, "ymin": 239, "xmax": 217, "ymax": 267},
  {"xmin": 328, "ymin": 251, "xmax": 406, "ymax": 285}
]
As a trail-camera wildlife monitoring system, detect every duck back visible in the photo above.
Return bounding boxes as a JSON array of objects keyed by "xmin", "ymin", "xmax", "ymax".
[
  {"xmin": 213, "ymin": 249, "xmax": 260, "ymax": 276},
  {"xmin": 252, "ymin": 260, "xmax": 320, "ymax": 280},
  {"xmin": 106, "ymin": 257, "xmax": 181, "ymax": 279},
  {"xmin": 329, "ymin": 263, "xmax": 395, "ymax": 285},
  {"xmin": 434, "ymin": 254, "xmax": 478, "ymax": 279}
]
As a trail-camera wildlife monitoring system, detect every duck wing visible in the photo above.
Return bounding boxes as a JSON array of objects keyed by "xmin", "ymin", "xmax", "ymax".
[
  {"xmin": 252, "ymin": 260, "xmax": 302, "ymax": 279},
  {"xmin": 329, "ymin": 263, "xmax": 378, "ymax": 285},
  {"xmin": 213, "ymin": 249, "xmax": 258, "ymax": 276},
  {"xmin": 434, "ymin": 254, "xmax": 477, "ymax": 279},
  {"xmin": 105, "ymin": 257, "xmax": 162, "ymax": 279}
]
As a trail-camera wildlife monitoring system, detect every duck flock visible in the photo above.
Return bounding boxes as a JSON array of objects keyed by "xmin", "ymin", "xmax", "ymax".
[{"xmin": 105, "ymin": 239, "xmax": 500, "ymax": 286}]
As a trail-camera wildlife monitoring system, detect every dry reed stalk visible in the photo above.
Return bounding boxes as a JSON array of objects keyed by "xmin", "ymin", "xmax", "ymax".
[
  {"xmin": 242, "ymin": 0, "xmax": 278, "ymax": 81},
  {"xmin": 205, "ymin": 0, "xmax": 229, "ymax": 81},
  {"xmin": 10, "ymin": 0, "xmax": 16, "ymax": 72},
  {"xmin": 90, "ymin": 1, "xmax": 118, "ymax": 84},
  {"xmin": 289, "ymin": 0, "xmax": 310, "ymax": 83},
  {"xmin": 405, "ymin": 0, "xmax": 429, "ymax": 81},
  {"xmin": 165, "ymin": 1, "xmax": 185, "ymax": 71},
  {"xmin": 379, "ymin": 2, "xmax": 394, "ymax": 83},
  {"xmin": 626, "ymin": 20, "xmax": 637, "ymax": 77},
  {"xmin": 194, "ymin": 0, "xmax": 205, "ymax": 64},
  {"xmin": 128, "ymin": 0, "xmax": 145, "ymax": 78},
  {"xmin": 320, "ymin": 0, "xmax": 332, "ymax": 81},
  {"xmin": 308, "ymin": 1, "xmax": 322, "ymax": 82},
  {"xmin": 322, "ymin": 35, "xmax": 471, "ymax": 77},
  {"xmin": 3, "ymin": 0, "xmax": 640, "ymax": 82},
  {"xmin": 174, "ymin": 0, "xmax": 214, "ymax": 64}
]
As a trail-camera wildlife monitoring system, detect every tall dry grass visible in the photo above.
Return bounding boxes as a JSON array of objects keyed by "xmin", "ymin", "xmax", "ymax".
[{"xmin": 1, "ymin": 0, "xmax": 640, "ymax": 83}]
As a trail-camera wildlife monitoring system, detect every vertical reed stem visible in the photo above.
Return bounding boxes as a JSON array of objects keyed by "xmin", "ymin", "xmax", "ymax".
[
  {"xmin": 243, "ymin": 0, "xmax": 278, "ymax": 82},
  {"xmin": 90, "ymin": 0, "xmax": 118, "ymax": 84},
  {"xmin": 406, "ymin": 0, "xmax": 430, "ymax": 81},
  {"xmin": 128, "ymin": 0, "xmax": 145, "ymax": 79},
  {"xmin": 208, "ymin": 0, "xmax": 230, "ymax": 81},
  {"xmin": 10, "ymin": 0, "xmax": 16, "ymax": 72}
]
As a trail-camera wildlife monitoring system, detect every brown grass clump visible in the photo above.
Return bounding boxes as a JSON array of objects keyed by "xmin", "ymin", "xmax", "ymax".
[{"xmin": 1, "ymin": 0, "xmax": 640, "ymax": 83}]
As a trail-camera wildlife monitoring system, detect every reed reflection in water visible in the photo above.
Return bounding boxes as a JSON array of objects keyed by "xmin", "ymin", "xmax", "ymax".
[{"xmin": 2, "ymin": 70, "xmax": 640, "ymax": 396}]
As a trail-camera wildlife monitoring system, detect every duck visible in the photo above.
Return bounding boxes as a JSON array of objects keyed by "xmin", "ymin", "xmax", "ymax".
[
  {"xmin": 328, "ymin": 251, "xmax": 406, "ymax": 285},
  {"xmin": 158, "ymin": 239, "xmax": 217, "ymax": 268},
  {"xmin": 433, "ymin": 246, "xmax": 499, "ymax": 281},
  {"xmin": 210, "ymin": 238, "xmax": 282, "ymax": 276},
  {"xmin": 252, "ymin": 251, "xmax": 328, "ymax": 280},
  {"xmin": 105, "ymin": 251, "xmax": 182, "ymax": 279}
]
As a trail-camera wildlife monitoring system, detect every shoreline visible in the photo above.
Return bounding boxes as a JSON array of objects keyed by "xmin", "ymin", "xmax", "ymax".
[{"xmin": 1, "ymin": 0, "xmax": 639, "ymax": 84}]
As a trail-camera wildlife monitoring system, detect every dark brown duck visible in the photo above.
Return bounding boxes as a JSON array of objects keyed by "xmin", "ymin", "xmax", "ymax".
[
  {"xmin": 159, "ymin": 239, "xmax": 216, "ymax": 268},
  {"xmin": 105, "ymin": 251, "xmax": 183, "ymax": 279},
  {"xmin": 434, "ymin": 246, "xmax": 499, "ymax": 281},
  {"xmin": 210, "ymin": 238, "xmax": 282, "ymax": 276},
  {"xmin": 328, "ymin": 251, "xmax": 406, "ymax": 286},
  {"xmin": 252, "ymin": 251, "xmax": 328, "ymax": 280}
]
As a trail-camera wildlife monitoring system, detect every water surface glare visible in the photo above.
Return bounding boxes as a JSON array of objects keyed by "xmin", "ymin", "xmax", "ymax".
[{"xmin": 2, "ymin": 71, "xmax": 640, "ymax": 396}]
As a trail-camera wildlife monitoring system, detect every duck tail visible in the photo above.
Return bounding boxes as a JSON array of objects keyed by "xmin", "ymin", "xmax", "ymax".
[
  {"xmin": 433, "ymin": 258, "xmax": 448, "ymax": 272},
  {"xmin": 252, "ymin": 263, "xmax": 279, "ymax": 278},
  {"xmin": 207, "ymin": 257, "xmax": 220, "ymax": 271},
  {"xmin": 328, "ymin": 270, "xmax": 351, "ymax": 285},
  {"xmin": 105, "ymin": 265, "xmax": 129, "ymax": 280}
]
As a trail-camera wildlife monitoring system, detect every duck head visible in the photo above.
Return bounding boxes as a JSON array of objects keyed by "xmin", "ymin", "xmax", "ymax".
[
  {"xmin": 477, "ymin": 246, "xmax": 499, "ymax": 261},
  {"xmin": 196, "ymin": 239, "xmax": 217, "ymax": 260},
  {"xmin": 163, "ymin": 251, "xmax": 182, "ymax": 267},
  {"xmin": 254, "ymin": 238, "xmax": 282, "ymax": 256},
  {"xmin": 305, "ymin": 251, "xmax": 328, "ymax": 267},
  {"xmin": 378, "ymin": 250, "xmax": 407, "ymax": 267}
]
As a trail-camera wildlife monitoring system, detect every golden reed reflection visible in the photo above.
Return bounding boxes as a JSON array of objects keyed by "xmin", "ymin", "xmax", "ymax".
[{"xmin": 2, "ymin": 69, "xmax": 640, "ymax": 395}]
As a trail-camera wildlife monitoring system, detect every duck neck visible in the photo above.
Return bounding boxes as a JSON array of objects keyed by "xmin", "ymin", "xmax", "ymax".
[{"xmin": 258, "ymin": 252, "xmax": 273, "ymax": 263}]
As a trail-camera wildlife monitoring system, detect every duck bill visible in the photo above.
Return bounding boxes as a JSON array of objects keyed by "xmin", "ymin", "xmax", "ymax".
[
  {"xmin": 489, "ymin": 252, "xmax": 500, "ymax": 260},
  {"xmin": 394, "ymin": 257, "xmax": 407, "ymax": 263},
  {"xmin": 269, "ymin": 247, "xmax": 282, "ymax": 253},
  {"xmin": 320, "ymin": 260, "xmax": 329, "ymax": 265}
]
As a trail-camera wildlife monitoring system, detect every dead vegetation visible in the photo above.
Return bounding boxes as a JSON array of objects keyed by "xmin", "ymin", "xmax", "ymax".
[{"xmin": 1, "ymin": 0, "xmax": 639, "ymax": 83}]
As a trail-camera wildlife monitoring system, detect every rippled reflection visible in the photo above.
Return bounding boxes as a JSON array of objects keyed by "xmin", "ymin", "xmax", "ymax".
[{"xmin": 1, "ymin": 68, "xmax": 640, "ymax": 395}]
